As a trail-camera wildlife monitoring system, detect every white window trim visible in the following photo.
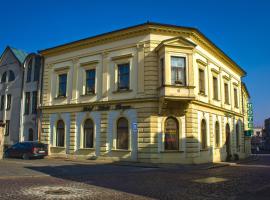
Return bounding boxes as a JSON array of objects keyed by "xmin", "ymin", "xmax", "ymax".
[{"xmin": 168, "ymin": 53, "xmax": 188, "ymax": 86}]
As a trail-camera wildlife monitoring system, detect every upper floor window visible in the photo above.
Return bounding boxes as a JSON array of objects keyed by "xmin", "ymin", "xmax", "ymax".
[
  {"xmin": 117, "ymin": 117, "xmax": 129, "ymax": 150},
  {"xmin": 85, "ymin": 69, "xmax": 96, "ymax": 94},
  {"xmin": 160, "ymin": 58, "xmax": 165, "ymax": 86},
  {"xmin": 58, "ymin": 74, "xmax": 67, "ymax": 97},
  {"xmin": 56, "ymin": 120, "xmax": 65, "ymax": 147},
  {"xmin": 26, "ymin": 60, "xmax": 32, "ymax": 82},
  {"xmin": 6, "ymin": 94, "xmax": 11, "ymax": 110},
  {"xmin": 8, "ymin": 70, "xmax": 15, "ymax": 82},
  {"xmin": 171, "ymin": 56, "xmax": 186, "ymax": 85},
  {"xmin": 215, "ymin": 121, "xmax": 220, "ymax": 147},
  {"xmin": 117, "ymin": 63, "xmax": 130, "ymax": 91},
  {"xmin": 213, "ymin": 76, "xmax": 218, "ymax": 100},
  {"xmin": 201, "ymin": 119, "xmax": 207, "ymax": 149},
  {"xmin": 0, "ymin": 95, "xmax": 4, "ymax": 111},
  {"xmin": 234, "ymin": 88, "xmax": 238, "ymax": 108},
  {"xmin": 34, "ymin": 57, "xmax": 41, "ymax": 81},
  {"xmin": 5, "ymin": 120, "xmax": 10, "ymax": 136},
  {"xmin": 224, "ymin": 83, "xmax": 229, "ymax": 104},
  {"xmin": 1, "ymin": 72, "xmax": 7, "ymax": 83},
  {"xmin": 32, "ymin": 91, "xmax": 37, "ymax": 114},
  {"xmin": 164, "ymin": 117, "xmax": 179, "ymax": 150},
  {"xmin": 83, "ymin": 119, "xmax": 94, "ymax": 148},
  {"xmin": 199, "ymin": 69, "xmax": 205, "ymax": 94},
  {"xmin": 24, "ymin": 92, "xmax": 30, "ymax": 115}
]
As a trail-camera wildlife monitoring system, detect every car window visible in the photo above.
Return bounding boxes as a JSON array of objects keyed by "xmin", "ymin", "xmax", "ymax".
[{"xmin": 33, "ymin": 143, "xmax": 46, "ymax": 148}]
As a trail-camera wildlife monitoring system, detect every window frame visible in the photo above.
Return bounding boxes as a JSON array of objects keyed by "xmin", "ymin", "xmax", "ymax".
[
  {"xmin": 56, "ymin": 120, "xmax": 65, "ymax": 147},
  {"xmin": 0, "ymin": 95, "xmax": 5, "ymax": 111},
  {"xmin": 170, "ymin": 56, "xmax": 186, "ymax": 86},
  {"xmin": 213, "ymin": 76, "xmax": 219, "ymax": 100},
  {"xmin": 117, "ymin": 63, "xmax": 130, "ymax": 91},
  {"xmin": 224, "ymin": 82, "xmax": 230, "ymax": 105},
  {"xmin": 5, "ymin": 120, "xmax": 10, "ymax": 136},
  {"xmin": 1, "ymin": 71, "xmax": 7, "ymax": 83},
  {"xmin": 32, "ymin": 91, "xmax": 37, "ymax": 114},
  {"xmin": 200, "ymin": 119, "xmax": 207, "ymax": 150},
  {"xmin": 26, "ymin": 60, "xmax": 32, "ymax": 83},
  {"xmin": 199, "ymin": 68, "xmax": 205, "ymax": 94},
  {"xmin": 83, "ymin": 119, "xmax": 94, "ymax": 149},
  {"xmin": 24, "ymin": 92, "xmax": 30, "ymax": 115},
  {"xmin": 85, "ymin": 69, "xmax": 96, "ymax": 95},
  {"xmin": 116, "ymin": 117, "xmax": 129, "ymax": 150},
  {"xmin": 8, "ymin": 70, "xmax": 15, "ymax": 82},
  {"xmin": 215, "ymin": 121, "xmax": 220, "ymax": 147},
  {"xmin": 6, "ymin": 94, "xmax": 11, "ymax": 111},
  {"xmin": 164, "ymin": 117, "xmax": 180, "ymax": 151},
  {"xmin": 58, "ymin": 73, "xmax": 67, "ymax": 97},
  {"xmin": 234, "ymin": 87, "xmax": 239, "ymax": 108}
]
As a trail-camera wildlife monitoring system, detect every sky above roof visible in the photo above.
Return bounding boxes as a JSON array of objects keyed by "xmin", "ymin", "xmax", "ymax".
[{"xmin": 0, "ymin": 0, "xmax": 269, "ymax": 126}]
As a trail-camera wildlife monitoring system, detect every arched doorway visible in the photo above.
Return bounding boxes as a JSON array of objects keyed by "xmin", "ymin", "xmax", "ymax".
[
  {"xmin": 164, "ymin": 117, "xmax": 179, "ymax": 150},
  {"xmin": 225, "ymin": 124, "xmax": 231, "ymax": 161},
  {"xmin": 28, "ymin": 128, "xmax": 34, "ymax": 141}
]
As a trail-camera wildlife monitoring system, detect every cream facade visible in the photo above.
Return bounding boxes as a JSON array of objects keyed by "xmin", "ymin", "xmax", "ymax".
[{"xmin": 40, "ymin": 22, "xmax": 251, "ymax": 163}]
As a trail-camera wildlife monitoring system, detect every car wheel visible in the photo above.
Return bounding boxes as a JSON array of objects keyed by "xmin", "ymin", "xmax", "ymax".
[{"xmin": 22, "ymin": 153, "xmax": 30, "ymax": 160}]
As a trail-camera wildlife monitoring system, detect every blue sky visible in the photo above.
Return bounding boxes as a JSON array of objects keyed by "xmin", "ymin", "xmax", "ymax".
[{"xmin": 0, "ymin": 0, "xmax": 269, "ymax": 126}]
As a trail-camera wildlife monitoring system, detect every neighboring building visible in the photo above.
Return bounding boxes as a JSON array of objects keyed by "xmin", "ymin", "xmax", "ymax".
[
  {"xmin": 20, "ymin": 53, "xmax": 43, "ymax": 142},
  {"xmin": 39, "ymin": 22, "xmax": 251, "ymax": 164},
  {"xmin": 0, "ymin": 47, "xmax": 43, "ymax": 147},
  {"xmin": 0, "ymin": 46, "xmax": 27, "ymax": 147},
  {"xmin": 264, "ymin": 118, "xmax": 270, "ymax": 137},
  {"xmin": 251, "ymin": 127, "xmax": 265, "ymax": 150}
]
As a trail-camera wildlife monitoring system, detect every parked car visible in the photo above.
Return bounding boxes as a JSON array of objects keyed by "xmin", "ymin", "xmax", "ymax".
[{"xmin": 4, "ymin": 141, "xmax": 48, "ymax": 159}]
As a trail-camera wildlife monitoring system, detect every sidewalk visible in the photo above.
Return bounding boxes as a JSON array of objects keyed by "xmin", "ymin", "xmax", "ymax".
[{"xmin": 45, "ymin": 155, "xmax": 259, "ymax": 170}]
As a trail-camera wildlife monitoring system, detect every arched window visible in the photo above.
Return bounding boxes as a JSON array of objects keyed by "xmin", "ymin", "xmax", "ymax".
[
  {"xmin": 215, "ymin": 121, "xmax": 220, "ymax": 147},
  {"xmin": 117, "ymin": 117, "xmax": 129, "ymax": 150},
  {"xmin": 8, "ymin": 70, "xmax": 15, "ymax": 82},
  {"xmin": 84, "ymin": 119, "xmax": 94, "ymax": 148},
  {"xmin": 28, "ymin": 128, "xmax": 33, "ymax": 141},
  {"xmin": 236, "ymin": 123, "xmax": 240, "ymax": 150},
  {"xmin": 56, "ymin": 120, "xmax": 65, "ymax": 147},
  {"xmin": 201, "ymin": 119, "xmax": 207, "ymax": 149},
  {"xmin": 1, "ymin": 71, "xmax": 7, "ymax": 83},
  {"xmin": 164, "ymin": 117, "xmax": 179, "ymax": 150},
  {"xmin": 26, "ymin": 60, "xmax": 32, "ymax": 82}
]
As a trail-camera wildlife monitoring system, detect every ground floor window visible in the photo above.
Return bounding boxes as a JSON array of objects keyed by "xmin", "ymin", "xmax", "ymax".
[
  {"xmin": 116, "ymin": 117, "xmax": 129, "ymax": 150},
  {"xmin": 84, "ymin": 119, "xmax": 94, "ymax": 148},
  {"xmin": 201, "ymin": 119, "xmax": 207, "ymax": 149},
  {"xmin": 215, "ymin": 121, "xmax": 220, "ymax": 147},
  {"xmin": 164, "ymin": 117, "xmax": 179, "ymax": 150},
  {"xmin": 56, "ymin": 120, "xmax": 65, "ymax": 147}
]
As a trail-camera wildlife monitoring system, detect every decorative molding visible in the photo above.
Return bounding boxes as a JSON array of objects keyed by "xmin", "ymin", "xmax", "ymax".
[{"xmin": 111, "ymin": 53, "xmax": 133, "ymax": 61}]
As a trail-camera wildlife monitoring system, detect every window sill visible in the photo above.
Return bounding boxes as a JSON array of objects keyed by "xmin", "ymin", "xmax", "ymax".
[
  {"xmin": 113, "ymin": 89, "xmax": 132, "ymax": 94},
  {"xmin": 224, "ymin": 102, "xmax": 230, "ymax": 106},
  {"xmin": 200, "ymin": 148, "xmax": 210, "ymax": 152},
  {"xmin": 212, "ymin": 98, "xmax": 220, "ymax": 102},
  {"xmin": 54, "ymin": 96, "xmax": 67, "ymax": 100},
  {"xmin": 160, "ymin": 150, "xmax": 184, "ymax": 153},
  {"xmin": 111, "ymin": 149, "xmax": 131, "ymax": 152},
  {"xmin": 80, "ymin": 93, "xmax": 96, "ymax": 97},
  {"xmin": 199, "ymin": 92, "xmax": 207, "ymax": 97},
  {"xmin": 79, "ymin": 148, "xmax": 95, "ymax": 150}
]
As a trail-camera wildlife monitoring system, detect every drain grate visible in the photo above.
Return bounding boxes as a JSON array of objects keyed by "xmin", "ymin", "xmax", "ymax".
[{"xmin": 44, "ymin": 188, "xmax": 71, "ymax": 195}]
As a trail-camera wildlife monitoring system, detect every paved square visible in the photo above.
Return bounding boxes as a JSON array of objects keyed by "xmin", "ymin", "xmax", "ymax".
[{"xmin": 0, "ymin": 156, "xmax": 270, "ymax": 199}]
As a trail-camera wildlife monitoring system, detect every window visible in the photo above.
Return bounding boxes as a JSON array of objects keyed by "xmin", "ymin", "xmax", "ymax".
[
  {"xmin": 160, "ymin": 58, "xmax": 165, "ymax": 86},
  {"xmin": 8, "ymin": 70, "xmax": 15, "ymax": 82},
  {"xmin": 6, "ymin": 94, "xmax": 11, "ymax": 110},
  {"xmin": 27, "ymin": 60, "xmax": 32, "ymax": 82},
  {"xmin": 234, "ymin": 88, "xmax": 238, "ymax": 108},
  {"xmin": 199, "ymin": 69, "xmax": 205, "ymax": 94},
  {"xmin": 5, "ymin": 120, "xmax": 10, "ymax": 136},
  {"xmin": 215, "ymin": 121, "xmax": 220, "ymax": 147},
  {"xmin": 83, "ymin": 119, "xmax": 94, "ymax": 148},
  {"xmin": 32, "ymin": 91, "xmax": 37, "ymax": 114},
  {"xmin": 1, "ymin": 72, "xmax": 7, "ymax": 83},
  {"xmin": 201, "ymin": 119, "xmax": 207, "ymax": 149},
  {"xmin": 171, "ymin": 56, "xmax": 186, "ymax": 85},
  {"xmin": 224, "ymin": 83, "xmax": 229, "ymax": 104},
  {"xmin": 164, "ymin": 117, "xmax": 179, "ymax": 150},
  {"xmin": 56, "ymin": 120, "xmax": 65, "ymax": 147},
  {"xmin": 213, "ymin": 77, "xmax": 218, "ymax": 100},
  {"xmin": 118, "ymin": 63, "xmax": 130, "ymax": 90},
  {"xmin": 58, "ymin": 74, "xmax": 67, "ymax": 97},
  {"xmin": 116, "ymin": 117, "xmax": 129, "ymax": 150},
  {"xmin": 34, "ymin": 57, "xmax": 40, "ymax": 81},
  {"xmin": 28, "ymin": 129, "xmax": 34, "ymax": 141},
  {"xmin": 85, "ymin": 69, "xmax": 96, "ymax": 94},
  {"xmin": 0, "ymin": 95, "xmax": 5, "ymax": 111},
  {"xmin": 24, "ymin": 92, "xmax": 30, "ymax": 115},
  {"xmin": 236, "ymin": 123, "xmax": 240, "ymax": 151}
]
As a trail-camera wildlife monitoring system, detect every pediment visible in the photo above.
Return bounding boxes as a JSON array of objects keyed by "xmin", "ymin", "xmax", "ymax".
[{"xmin": 156, "ymin": 36, "xmax": 196, "ymax": 52}]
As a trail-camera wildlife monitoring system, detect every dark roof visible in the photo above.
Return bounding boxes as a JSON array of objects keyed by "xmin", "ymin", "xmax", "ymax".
[
  {"xmin": 9, "ymin": 47, "xmax": 28, "ymax": 63},
  {"xmin": 39, "ymin": 21, "xmax": 246, "ymax": 75}
]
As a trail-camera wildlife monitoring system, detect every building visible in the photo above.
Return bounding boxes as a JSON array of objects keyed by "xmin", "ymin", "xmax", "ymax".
[
  {"xmin": 0, "ymin": 46, "xmax": 27, "ymax": 147},
  {"xmin": 39, "ymin": 22, "xmax": 251, "ymax": 164},
  {"xmin": 264, "ymin": 118, "xmax": 270, "ymax": 137},
  {"xmin": 251, "ymin": 127, "xmax": 265, "ymax": 151},
  {"xmin": 0, "ymin": 47, "xmax": 43, "ymax": 148},
  {"xmin": 20, "ymin": 53, "xmax": 43, "ymax": 142}
]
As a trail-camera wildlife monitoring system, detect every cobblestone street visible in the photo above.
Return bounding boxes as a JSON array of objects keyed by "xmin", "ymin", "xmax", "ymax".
[{"xmin": 0, "ymin": 156, "xmax": 270, "ymax": 200}]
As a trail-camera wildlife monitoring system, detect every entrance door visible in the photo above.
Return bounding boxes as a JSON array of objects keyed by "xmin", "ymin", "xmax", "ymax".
[{"xmin": 225, "ymin": 124, "xmax": 231, "ymax": 161}]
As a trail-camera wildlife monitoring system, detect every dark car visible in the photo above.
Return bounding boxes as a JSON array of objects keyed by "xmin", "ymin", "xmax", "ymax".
[{"xmin": 4, "ymin": 141, "xmax": 48, "ymax": 160}]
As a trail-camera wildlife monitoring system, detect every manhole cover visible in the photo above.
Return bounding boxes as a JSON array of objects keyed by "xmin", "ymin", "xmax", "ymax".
[{"xmin": 45, "ymin": 189, "xmax": 71, "ymax": 195}]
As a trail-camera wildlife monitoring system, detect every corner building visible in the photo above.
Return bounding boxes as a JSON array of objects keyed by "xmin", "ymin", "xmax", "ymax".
[{"xmin": 40, "ymin": 22, "xmax": 251, "ymax": 164}]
